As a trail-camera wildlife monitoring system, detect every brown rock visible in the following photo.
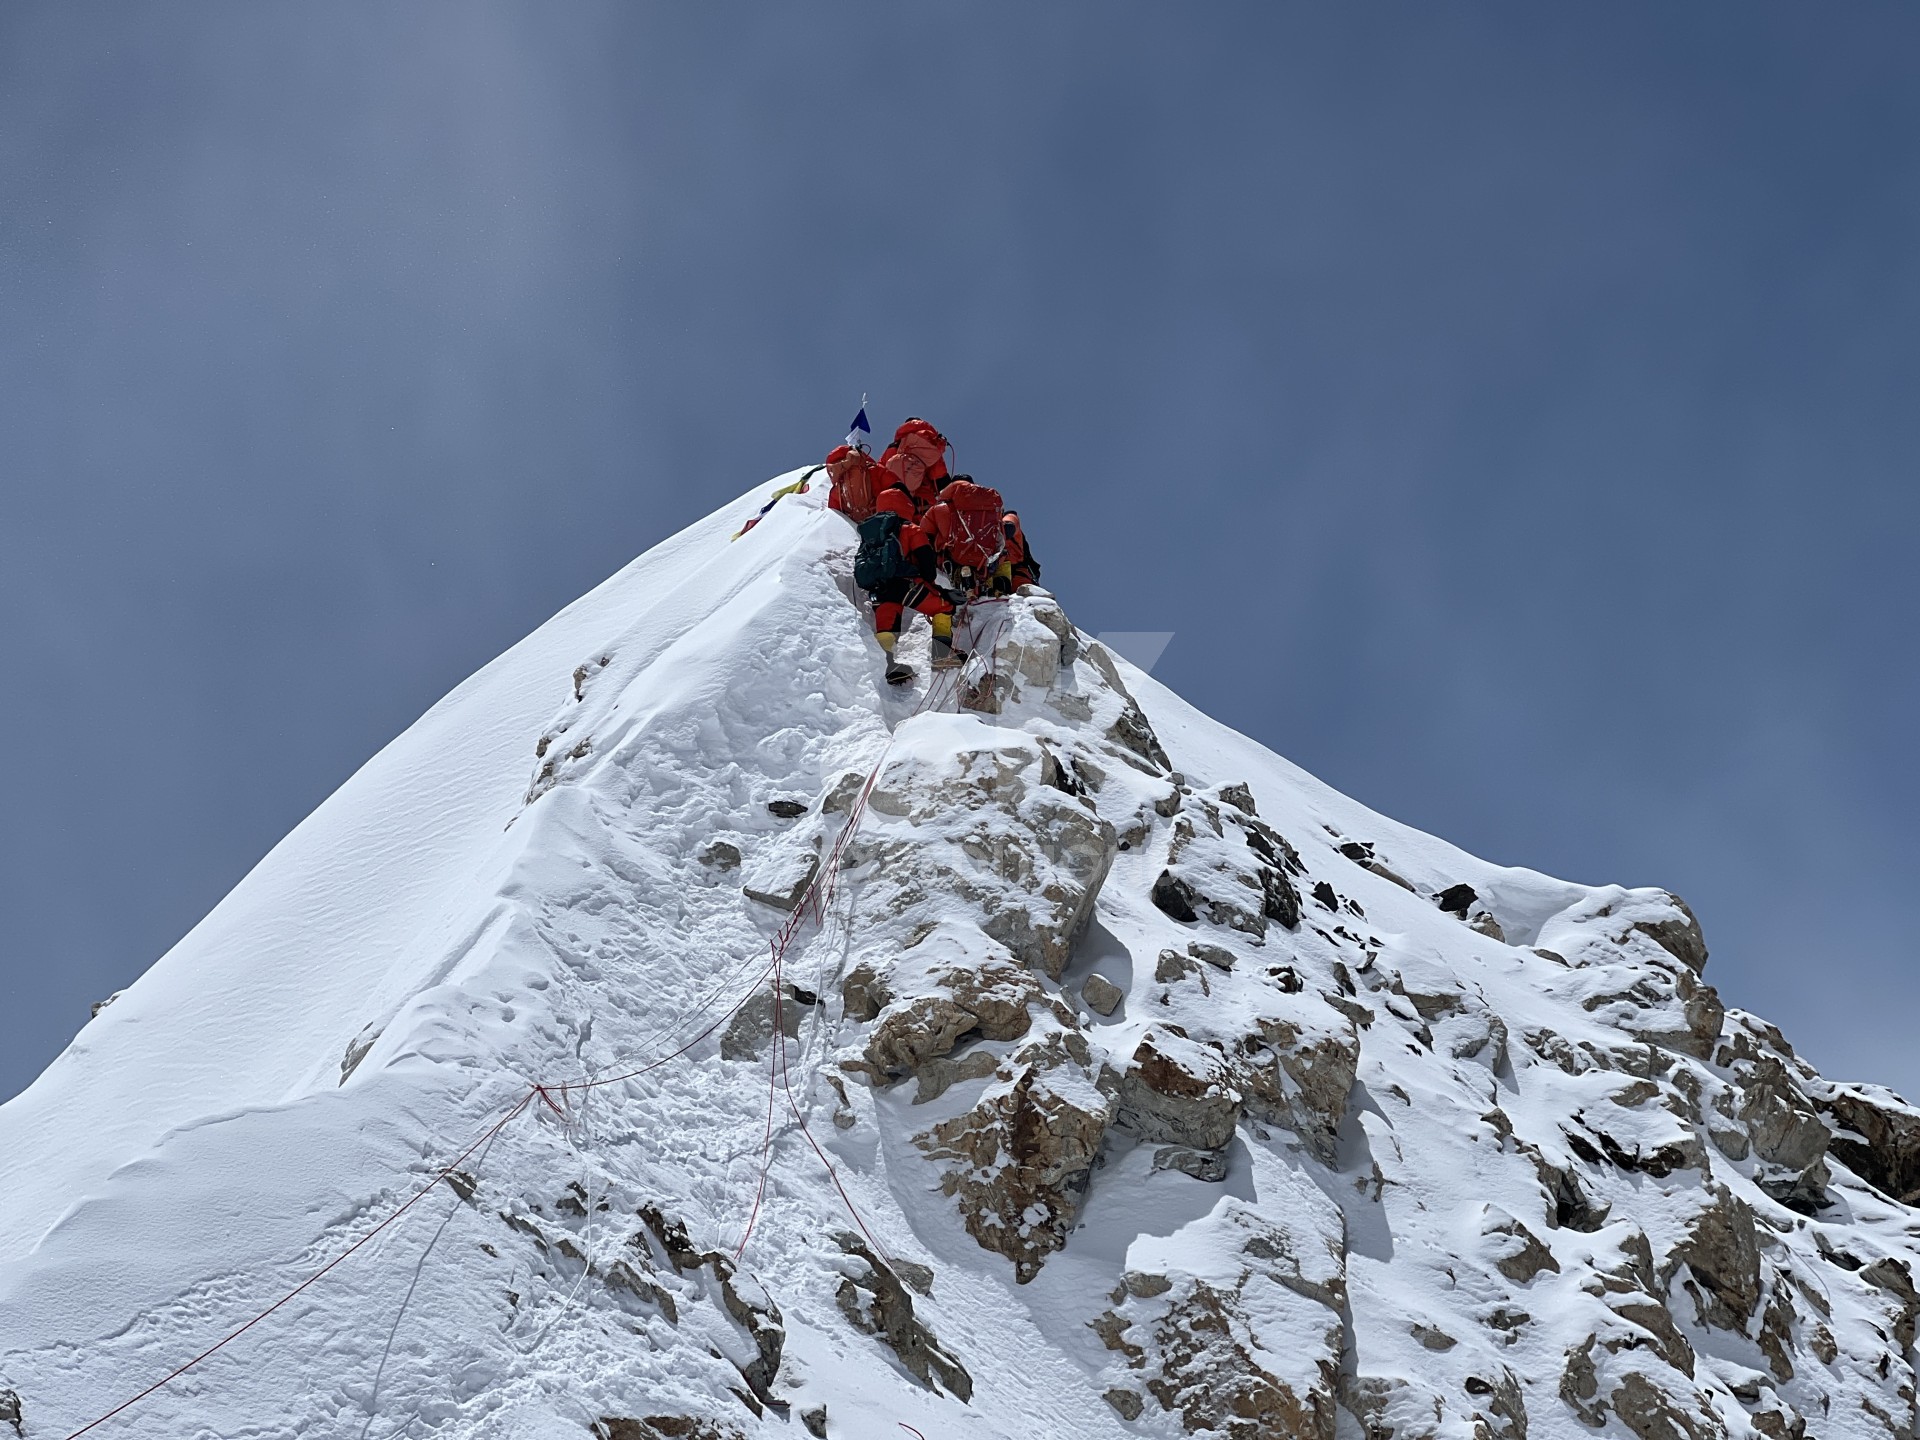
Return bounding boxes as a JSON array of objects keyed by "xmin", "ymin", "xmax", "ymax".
[
  {"xmin": 1234, "ymin": 1015, "xmax": 1359, "ymax": 1165},
  {"xmin": 1188, "ymin": 940, "xmax": 1235, "ymax": 971},
  {"xmin": 742, "ymin": 852, "xmax": 821, "ymax": 911},
  {"xmin": 698, "ymin": 840, "xmax": 742, "ymax": 870},
  {"xmin": 1815, "ymin": 1081, "xmax": 1920, "ymax": 1205},
  {"xmin": 1735, "ymin": 1056, "xmax": 1830, "ymax": 1210},
  {"xmin": 1632, "ymin": 892, "xmax": 1709, "ymax": 974},
  {"xmin": 820, "ymin": 769, "xmax": 866, "ymax": 814},
  {"xmin": 1612, "ymin": 1298, "xmax": 1697, "ymax": 1379},
  {"xmin": 1667, "ymin": 1185, "xmax": 1762, "ymax": 1330},
  {"xmin": 911, "ymin": 1049, "xmax": 999, "ymax": 1105},
  {"xmin": 592, "ymin": 1420, "xmax": 744, "ymax": 1440},
  {"xmin": 1860, "ymin": 1256, "xmax": 1920, "ymax": 1349},
  {"xmin": 719, "ymin": 988, "xmax": 801, "ymax": 1061},
  {"xmin": 1107, "ymin": 699, "xmax": 1172, "ymax": 771},
  {"xmin": 1756, "ymin": 1281, "xmax": 1796, "ymax": 1382},
  {"xmin": 840, "ymin": 962, "xmax": 891, "ymax": 1023},
  {"xmin": 1344, "ymin": 1374, "xmax": 1453, "ymax": 1440},
  {"xmin": 1216, "ymin": 782, "xmax": 1257, "ymax": 814},
  {"xmin": 858, "ymin": 734, "xmax": 1116, "ymax": 979},
  {"xmin": 1103, "ymin": 1388, "xmax": 1144, "ymax": 1420},
  {"xmin": 863, "ymin": 996, "xmax": 977, "ymax": 1081},
  {"xmin": 1144, "ymin": 1281, "xmax": 1338, "ymax": 1440},
  {"xmin": 1559, "ymin": 1336, "xmax": 1606, "ymax": 1427},
  {"xmin": 1472, "ymin": 1370, "xmax": 1529, "ymax": 1440},
  {"xmin": 1634, "ymin": 968, "xmax": 1725, "ymax": 1061},
  {"xmin": 1749, "ymin": 1403, "xmax": 1806, "ymax": 1440},
  {"xmin": 1608, "ymin": 1371, "xmax": 1725, "ymax": 1440},
  {"xmin": 1151, "ymin": 1146, "xmax": 1230, "ymax": 1182},
  {"xmin": 1111, "ymin": 1030, "xmax": 1241, "ymax": 1151},
  {"xmin": 633, "ymin": 1206, "xmax": 785, "ymax": 1413},
  {"xmin": 916, "ymin": 1050, "xmax": 1109, "ymax": 1281},
  {"xmin": 937, "ymin": 960, "xmax": 1048, "ymax": 1042}
]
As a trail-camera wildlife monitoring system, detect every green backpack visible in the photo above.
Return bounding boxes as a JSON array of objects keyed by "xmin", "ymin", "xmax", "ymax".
[{"xmin": 854, "ymin": 512, "xmax": 915, "ymax": 589}]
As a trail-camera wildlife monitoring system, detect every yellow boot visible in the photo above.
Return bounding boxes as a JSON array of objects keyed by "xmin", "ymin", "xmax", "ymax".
[{"xmin": 929, "ymin": 613, "xmax": 966, "ymax": 670}]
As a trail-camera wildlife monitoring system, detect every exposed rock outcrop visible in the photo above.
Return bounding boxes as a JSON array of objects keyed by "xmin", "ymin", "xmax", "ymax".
[
  {"xmin": 1665, "ymin": 1185, "xmax": 1763, "ymax": 1331},
  {"xmin": 1154, "ymin": 798, "xmax": 1304, "ymax": 941},
  {"xmin": 1107, "ymin": 1028, "xmax": 1241, "ymax": 1152},
  {"xmin": 1092, "ymin": 1205, "xmax": 1345, "ymax": 1440},
  {"xmin": 857, "ymin": 732, "xmax": 1116, "ymax": 980},
  {"xmin": 1481, "ymin": 1206, "xmax": 1560, "ymax": 1285},
  {"xmin": 1814, "ymin": 1079, "xmax": 1920, "ymax": 1205},
  {"xmin": 804, "ymin": 588, "xmax": 1920, "ymax": 1434},
  {"xmin": 915, "ymin": 1031, "xmax": 1110, "ymax": 1281},
  {"xmin": 636, "ymin": 1205, "xmax": 786, "ymax": 1413},
  {"xmin": 832, "ymin": 1232, "xmax": 972, "ymax": 1399},
  {"xmin": 592, "ymin": 1419, "xmax": 745, "ymax": 1440},
  {"xmin": 1229, "ymin": 1006, "xmax": 1359, "ymax": 1164}
]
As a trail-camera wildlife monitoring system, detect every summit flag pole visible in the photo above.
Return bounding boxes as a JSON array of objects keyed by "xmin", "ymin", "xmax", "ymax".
[{"xmin": 846, "ymin": 394, "xmax": 871, "ymax": 450}]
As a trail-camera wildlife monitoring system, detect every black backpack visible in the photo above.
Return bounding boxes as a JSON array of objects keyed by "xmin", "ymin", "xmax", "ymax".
[{"xmin": 853, "ymin": 512, "xmax": 914, "ymax": 590}]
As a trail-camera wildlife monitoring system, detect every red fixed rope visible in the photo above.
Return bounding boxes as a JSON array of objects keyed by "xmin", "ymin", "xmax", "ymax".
[
  {"xmin": 731, "ymin": 603, "xmax": 1008, "ymax": 1261},
  {"xmin": 63, "ymin": 602, "xmax": 1011, "ymax": 1438},
  {"xmin": 61, "ymin": 1089, "xmax": 536, "ymax": 1440}
]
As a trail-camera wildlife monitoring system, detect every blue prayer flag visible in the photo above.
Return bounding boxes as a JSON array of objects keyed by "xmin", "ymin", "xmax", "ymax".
[{"xmin": 846, "ymin": 393, "xmax": 871, "ymax": 447}]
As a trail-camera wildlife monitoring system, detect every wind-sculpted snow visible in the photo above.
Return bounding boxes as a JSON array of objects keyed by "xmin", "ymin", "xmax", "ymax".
[{"xmin": 1, "ymin": 472, "xmax": 1917, "ymax": 1440}]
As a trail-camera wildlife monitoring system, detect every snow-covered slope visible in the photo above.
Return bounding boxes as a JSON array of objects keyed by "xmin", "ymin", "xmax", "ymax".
[{"xmin": 3, "ymin": 473, "xmax": 1917, "ymax": 1440}]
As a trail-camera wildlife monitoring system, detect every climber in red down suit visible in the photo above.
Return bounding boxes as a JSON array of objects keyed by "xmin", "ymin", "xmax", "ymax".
[
  {"xmin": 826, "ymin": 429, "xmax": 957, "ymax": 686},
  {"xmin": 879, "ymin": 416, "xmax": 950, "ymax": 496}
]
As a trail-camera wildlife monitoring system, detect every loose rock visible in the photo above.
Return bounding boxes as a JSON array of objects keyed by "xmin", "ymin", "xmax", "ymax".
[
  {"xmin": 1081, "ymin": 972, "xmax": 1124, "ymax": 1016},
  {"xmin": 1151, "ymin": 869, "xmax": 1198, "ymax": 922}
]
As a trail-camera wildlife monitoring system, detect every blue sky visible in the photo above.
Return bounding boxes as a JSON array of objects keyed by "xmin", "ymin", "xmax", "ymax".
[{"xmin": 2, "ymin": 2, "xmax": 1916, "ymax": 1103}]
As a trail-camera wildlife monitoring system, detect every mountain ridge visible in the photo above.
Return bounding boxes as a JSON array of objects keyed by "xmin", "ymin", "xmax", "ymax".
[{"xmin": 1, "ymin": 470, "xmax": 1915, "ymax": 1440}]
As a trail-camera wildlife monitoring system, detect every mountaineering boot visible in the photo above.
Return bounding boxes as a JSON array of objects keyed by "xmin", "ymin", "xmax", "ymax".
[
  {"xmin": 877, "ymin": 628, "xmax": 913, "ymax": 686},
  {"xmin": 928, "ymin": 612, "xmax": 964, "ymax": 671}
]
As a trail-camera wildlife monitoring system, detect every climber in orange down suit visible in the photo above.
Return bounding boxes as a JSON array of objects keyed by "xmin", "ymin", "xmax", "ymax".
[
  {"xmin": 829, "ymin": 431, "xmax": 956, "ymax": 686},
  {"xmin": 999, "ymin": 509, "xmax": 1040, "ymax": 592}
]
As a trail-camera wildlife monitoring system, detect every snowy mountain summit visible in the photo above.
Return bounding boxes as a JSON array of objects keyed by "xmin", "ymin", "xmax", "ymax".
[{"xmin": 3, "ymin": 474, "xmax": 1918, "ymax": 1440}]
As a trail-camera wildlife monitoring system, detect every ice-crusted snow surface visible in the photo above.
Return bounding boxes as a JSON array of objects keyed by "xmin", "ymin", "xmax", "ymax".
[{"xmin": 3, "ymin": 473, "xmax": 1918, "ymax": 1440}]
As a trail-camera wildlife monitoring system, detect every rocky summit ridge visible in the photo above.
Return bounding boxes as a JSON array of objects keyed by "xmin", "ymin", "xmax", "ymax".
[{"xmin": 1, "ymin": 472, "xmax": 1917, "ymax": 1440}]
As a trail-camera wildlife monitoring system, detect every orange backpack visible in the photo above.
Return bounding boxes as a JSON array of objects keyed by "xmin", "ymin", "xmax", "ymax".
[
  {"xmin": 891, "ymin": 419, "xmax": 950, "ymax": 486},
  {"xmin": 826, "ymin": 445, "xmax": 879, "ymax": 521},
  {"xmin": 940, "ymin": 478, "xmax": 1005, "ymax": 572}
]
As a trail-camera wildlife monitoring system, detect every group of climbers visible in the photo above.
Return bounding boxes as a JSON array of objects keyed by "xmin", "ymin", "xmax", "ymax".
[{"xmin": 823, "ymin": 416, "xmax": 1039, "ymax": 685}]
